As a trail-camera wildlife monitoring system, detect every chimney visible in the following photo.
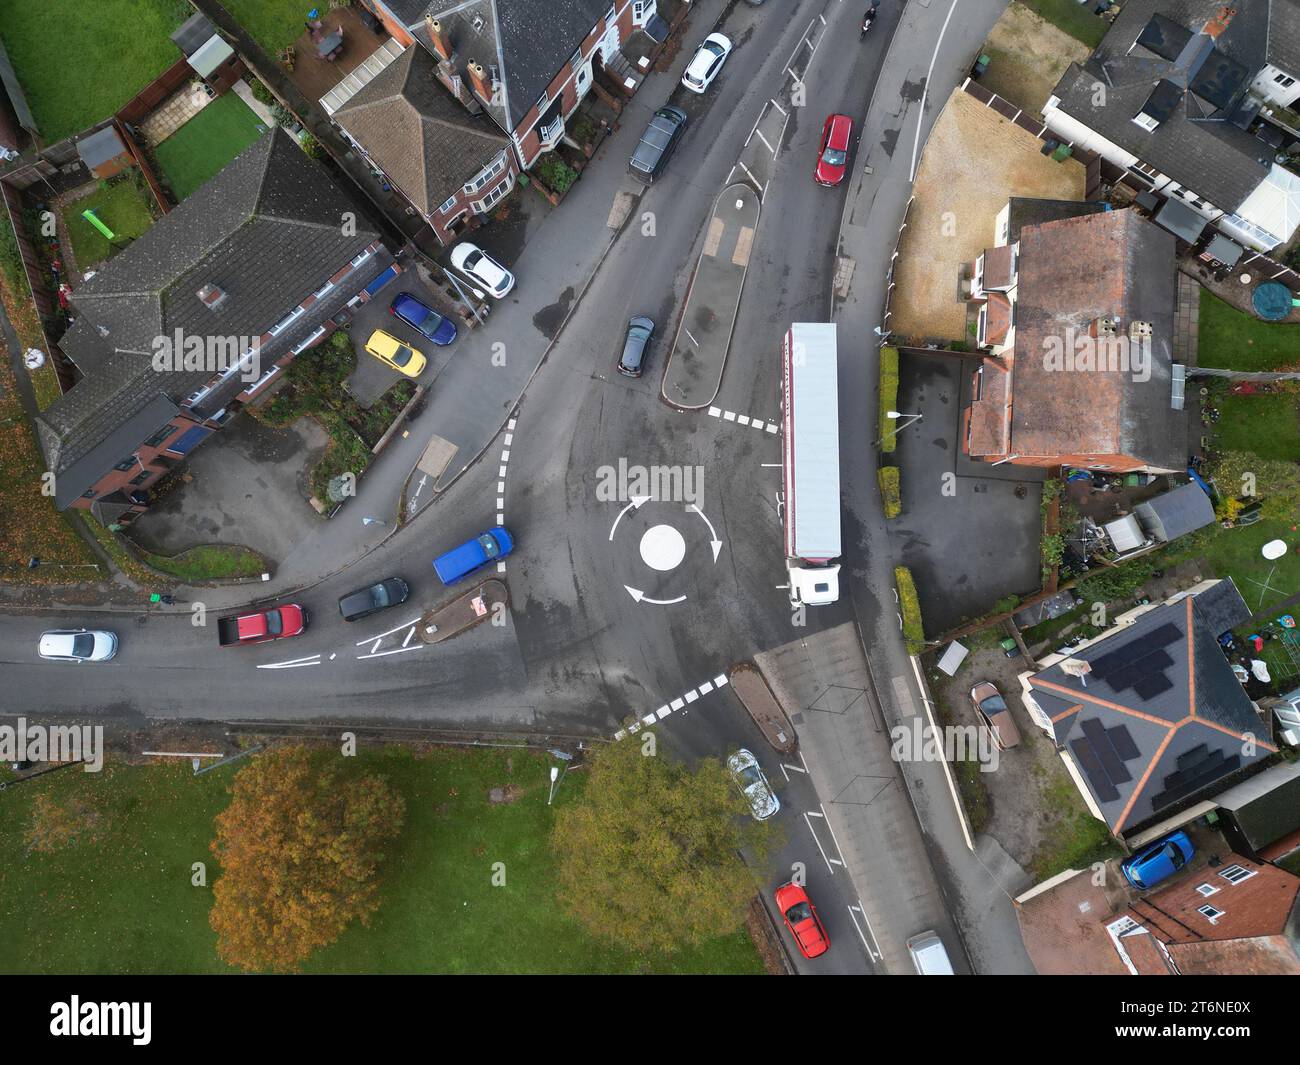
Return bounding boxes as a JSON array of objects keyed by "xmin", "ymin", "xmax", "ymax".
[
  {"xmin": 1203, "ymin": 6, "xmax": 1236, "ymax": 38},
  {"xmin": 1128, "ymin": 320, "xmax": 1153, "ymax": 340},
  {"xmin": 197, "ymin": 283, "xmax": 228, "ymax": 311},
  {"xmin": 426, "ymin": 16, "xmax": 452, "ymax": 61},
  {"xmin": 1088, "ymin": 317, "xmax": 1117, "ymax": 338},
  {"xmin": 468, "ymin": 61, "xmax": 492, "ymax": 103}
]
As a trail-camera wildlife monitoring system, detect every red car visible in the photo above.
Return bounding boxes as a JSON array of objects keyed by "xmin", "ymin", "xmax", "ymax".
[
  {"xmin": 814, "ymin": 114, "xmax": 852, "ymax": 186},
  {"xmin": 215, "ymin": 604, "xmax": 308, "ymax": 646},
  {"xmin": 775, "ymin": 881, "xmax": 830, "ymax": 958}
]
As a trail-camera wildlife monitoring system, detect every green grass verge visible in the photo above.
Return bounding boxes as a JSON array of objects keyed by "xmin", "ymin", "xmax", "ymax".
[
  {"xmin": 1016, "ymin": 0, "xmax": 1107, "ymax": 48},
  {"xmin": 64, "ymin": 177, "xmax": 156, "ymax": 271},
  {"xmin": 0, "ymin": 1, "xmax": 184, "ymax": 143},
  {"xmin": 135, "ymin": 544, "xmax": 267, "ymax": 582},
  {"xmin": 1198, "ymin": 290, "xmax": 1300, "ymax": 372},
  {"xmin": 0, "ymin": 747, "xmax": 764, "ymax": 974},
  {"xmin": 1167, "ymin": 518, "xmax": 1300, "ymax": 616},
  {"xmin": 1027, "ymin": 773, "xmax": 1122, "ymax": 881},
  {"xmin": 154, "ymin": 93, "xmax": 269, "ymax": 201},
  {"xmin": 896, "ymin": 565, "xmax": 926, "ymax": 654},
  {"xmin": 219, "ymin": 0, "xmax": 314, "ymax": 55},
  {"xmin": 1212, "ymin": 392, "xmax": 1300, "ymax": 462},
  {"xmin": 878, "ymin": 346, "xmax": 900, "ymax": 454},
  {"xmin": 878, "ymin": 465, "xmax": 901, "ymax": 519}
]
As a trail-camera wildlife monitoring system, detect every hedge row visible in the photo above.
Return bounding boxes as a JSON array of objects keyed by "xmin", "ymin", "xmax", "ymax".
[
  {"xmin": 878, "ymin": 466, "xmax": 901, "ymax": 518},
  {"xmin": 878, "ymin": 346, "xmax": 900, "ymax": 453},
  {"xmin": 895, "ymin": 565, "xmax": 926, "ymax": 654}
]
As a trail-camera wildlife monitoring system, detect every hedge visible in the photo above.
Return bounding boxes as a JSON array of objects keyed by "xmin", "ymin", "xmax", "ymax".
[
  {"xmin": 878, "ymin": 466, "xmax": 901, "ymax": 518},
  {"xmin": 895, "ymin": 565, "xmax": 926, "ymax": 654},
  {"xmin": 878, "ymin": 346, "xmax": 900, "ymax": 453}
]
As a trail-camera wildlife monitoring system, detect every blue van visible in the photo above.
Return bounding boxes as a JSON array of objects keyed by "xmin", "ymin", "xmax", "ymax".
[{"xmin": 433, "ymin": 527, "xmax": 514, "ymax": 585}]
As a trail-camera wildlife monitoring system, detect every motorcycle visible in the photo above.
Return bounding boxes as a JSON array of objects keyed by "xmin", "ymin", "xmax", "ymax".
[{"xmin": 861, "ymin": 1, "xmax": 879, "ymax": 36}]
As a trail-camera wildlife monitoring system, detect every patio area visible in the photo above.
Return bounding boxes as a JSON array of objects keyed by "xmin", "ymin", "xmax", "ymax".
[{"xmin": 282, "ymin": 6, "xmax": 389, "ymax": 107}]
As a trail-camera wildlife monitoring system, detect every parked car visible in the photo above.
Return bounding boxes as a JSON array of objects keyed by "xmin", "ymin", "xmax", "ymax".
[
  {"xmin": 1121, "ymin": 830, "xmax": 1195, "ymax": 891},
  {"xmin": 775, "ymin": 881, "xmax": 830, "ymax": 958},
  {"xmin": 814, "ymin": 113, "xmax": 852, "ymax": 186},
  {"xmin": 969, "ymin": 681, "xmax": 1021, "ymax": 751},
  {"xmin": 906, "ymin": 930, "xmax": 955, "ymax": 974},
  {"xmin": 616, "ymin": 316, "xmax": 655, "ymax": 377},
  {"xmin": 681, "ymin": 33, "xmax": 733, "ymax": 93},
  {"xmin": 432, "ymin": 527, "xmax": 514, "ymax": 585},
  {"xmin": 628, "ymin": 106, "xmax": 688, "ymax": 184},
  {"xmin": 38, "ymin": 629, "xmax": 117, "ymax": 663},
  {"xmin": 216, "ymin": 605, "xmax": 308, "ymax": 646},
  {"xmin": 726, "ymin": 748, "xmax": 779, "ymax": 820},
  {"xmin": 390, "ymin": 292, "xmax": 458, "ymax": 346},
  {"xmin": 449, "ymin": 242, "xmax": 515, "ymax": 299},
  {"xmin": 364, "ymin": 329, "xmax": 427, "ymax": 378},
  {"xmin": 338, "ymin": 577, "xmax": 410, "ymax": 622}
]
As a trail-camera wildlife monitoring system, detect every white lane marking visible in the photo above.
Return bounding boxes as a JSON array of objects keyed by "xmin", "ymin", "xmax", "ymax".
[
  {"xmin": 356, "ymin": 617, "xmax": 422, "ymax": 645},
  {"xmin": 402, "ymin": 626, "xmax": 415, "ymax": 648},
  {"xmin": 257, "ymin": 654, "xmax": 322, "ymax": 670},
  {"xmin": 911, "ymin": 0, "xmax": 961, "ymax": 182},
  {"xmin": 847, "ymin": 903, "xmax": 882, "ymax": 963},
  {"xmin": 817, "ymin": 803, "xmax": 848, "ymax": 868},
  {"xmin": 684, "ymin": 328, "xmax": 698, "ymax": 347},
  {"xmin": 779, "ymin": 753, "xmax": 809, "ymax": 782},
  {"xmin": 769, "ymin": 98, "xmax": 787, "ymax": 115},
  {"xmin": 507, "ymin": 418, "xmax": 516, "ymax": 430},
  {"xmin": 356, "ymin": 643, "xmax": 425, "ymax": 660},
  {"xmin": 753, "ymin": 127, "xmax": 775, "ymax": 155},
  {"xmin": 803, "ymin": 811, "xmax": 838, "ymax": 874}
]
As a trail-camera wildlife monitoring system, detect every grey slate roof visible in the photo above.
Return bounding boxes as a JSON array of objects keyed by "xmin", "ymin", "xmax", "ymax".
[
  {"xmin": 171, "ymin": 13, "xmax": 218, "ymax": 57},
  {"xmin": 1049, "ymin": 0, "xmax": 1293, "ymax": 212},
  {"xmin": 1027, "ymin": 581, "xmax": 1272, "ymax": 834},
  {"xmin": 76, "ymin": 126, "xmax": 129, "ymax": 171},
  {"xmin": 333, "ymin": 43, "xmax": 508, "ymax": 215},
  {"xmin": 39, "ymin": 129, "xmax": 386, "ymax": 506},
  {"xmin": 392, "ymin": 0, "xmax": 609, "ymax": 130},
  {"xmin": 1005, "ymin": 197, "xmax": 1109, "ymax": 244}
]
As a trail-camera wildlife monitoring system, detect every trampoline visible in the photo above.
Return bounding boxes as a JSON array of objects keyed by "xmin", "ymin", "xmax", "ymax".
[{"xmin": 1252, "ymin": 280, "xmax": 1296, "ymax": 321}]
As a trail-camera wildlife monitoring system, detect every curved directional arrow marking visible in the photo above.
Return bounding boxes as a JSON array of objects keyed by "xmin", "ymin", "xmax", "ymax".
[
  {"xmin": 625, "ymin": 586, "xmax": 687, "ymax": 605},
  {"xmin": 688, "ymin": 504, "xmax": 724, "ymax": 562},
  {"xmin": 607, "ymin": 494, "xmax": 651, "ymax": 541}
]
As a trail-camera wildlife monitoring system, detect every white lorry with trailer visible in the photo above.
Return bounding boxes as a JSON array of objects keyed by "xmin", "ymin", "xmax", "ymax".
[{"xmin": 781, "ymin": 323, "xmax": 841, "ymax": 606}]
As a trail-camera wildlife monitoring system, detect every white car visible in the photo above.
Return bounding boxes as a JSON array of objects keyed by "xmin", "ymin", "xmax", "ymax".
[
  {"xmin": 39, "ymin": 628, "xmax": 118, "ymax": 663},
  {"xmin": 681, "ymin": 33, "xmax": 733, "ymax": 94},
  {"xmin": 727, "ymin": 748, "xmax": 779, "ymax": 820},
  {"xmin": 449, "ymin": 242, "xmax": 515, "ymax": 299}
]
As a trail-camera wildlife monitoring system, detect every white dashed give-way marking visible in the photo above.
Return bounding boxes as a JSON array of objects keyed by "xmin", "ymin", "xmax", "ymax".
[
  {"xmin": 614, "ymin": 673, "xmax": 729, "ymax": 740},
  {"xmin": 495, "ymin": 417, "xmax": 517, "ymax": 573},
  {"xmin": 708, "ymin": 407, "xmax": 780, "ymax": 434}
]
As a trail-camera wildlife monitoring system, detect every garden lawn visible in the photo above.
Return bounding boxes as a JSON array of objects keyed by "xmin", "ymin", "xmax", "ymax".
[
  {"xmin": 0, "ymin": 748, "xmax": 765, "ymax": 974},
  {"xmin": 1015, "ymin": 0, "xmax": 1107, "ymax": 48},
  {"xmin": 1213, "ymin": 392, "xmax": 1300, "ymax": 463},
  {"xmin": 0, "ymin": 1, "xmax": 183, "ymax": 143},
  {"xmin": 1167, "ymin": 518, "xmax": 1300, "ymax": 616},
  {"xmin": 64, "ymin": 178, "xmax": 156, "ymax": 270},
  {"xmin": 155, "ymin": 94, "xmax": 269, "ymax": 200},
  {"xmin": 219, "ymin": 0, "xmax": 312, "ymax": 55},
  {"xmin": 135, "ymin": 544, "xmax": 268, "ymax": 582},
  {"xmin": 1199, "ymin": 290, "xmax": 1300, "ymax": 372}
]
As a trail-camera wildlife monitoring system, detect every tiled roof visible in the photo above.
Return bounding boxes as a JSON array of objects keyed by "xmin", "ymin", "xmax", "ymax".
[
  {"xmin": 967, "ymin": 359, "xmax": 1011, "ymax": 457},
  {"xmin": 333, "ymin": 43, "xmax": 507, "ymax": 215},
  {"xmin": 1028, "ymin": 583, "xmax": 1274, "ymax": 834},
  {"xmin": 1007, "ymin": 208, "xmax": 1184, "ymax": 469},
  {"xmin": 38, "ymin": 129, "xmax": 383, "ymax": 501},
  {"xmin": 393, "ymin": 0, "xmax": 609, "ymax": 129}
]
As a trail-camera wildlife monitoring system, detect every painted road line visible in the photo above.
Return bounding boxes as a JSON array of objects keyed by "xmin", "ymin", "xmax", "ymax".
[
  {"xmin": 257, "ymin": 654, "xmax": 322, "ymax": 670},
  {"xmin": 614, "ymin": 673, "xmax": 731, "ymax": 739},
  {"xmin": 817, "ymin": 802, "xmax": 849, "ymax": 867},
  {"xmin": 779, "ymin": 752, "xmax": 810, "ymax": 782},
  {"xmin": 848, "ymin": 902, "xmax": 883, "ymax": 963},
  {"xmin": 402, "ymin": 626, "xmax": 415, "ymax": 648},
  {"xmin": 356, "ymin": 643, "xmax": 425, "ymax": 661},
  {"xmin": 912, "ymin": 0, "xmax": 961, "ymax": 182},
  {"xmin": 356, "ymin": 617, "xmax": 423, "ymax": 645},
  {"xmin": 803, "ymin": 811, "xmax": 838, "ymax": 874}
]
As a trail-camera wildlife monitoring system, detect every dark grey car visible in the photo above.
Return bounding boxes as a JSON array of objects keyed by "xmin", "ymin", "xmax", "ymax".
[
  {"xmin": 617, "ymin": 316, "xmax": 655, "ymax": 377},
  {"xmin": 338, "ymin": 577, "xmax": 410, "ymax": 622},
  {"xmin": 629, "ymin": 106, "xmax": 688, "ymax": 184}
]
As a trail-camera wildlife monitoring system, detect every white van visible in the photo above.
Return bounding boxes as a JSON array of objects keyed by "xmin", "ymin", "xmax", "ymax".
[{"xmin": 906, "ymin": 931, "xmax": 954, "ymax": 975}]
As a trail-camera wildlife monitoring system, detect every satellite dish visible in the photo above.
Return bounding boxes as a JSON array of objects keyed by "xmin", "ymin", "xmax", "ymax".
[{"xmin": 23, "ymin": 349, "xmax": 45, "ymax": 369}]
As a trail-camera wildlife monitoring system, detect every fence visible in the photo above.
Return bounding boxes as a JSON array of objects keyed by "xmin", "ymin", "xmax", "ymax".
[{"xmin": 116, "ymin": 56, "xmax": 195, "ymax": 126}]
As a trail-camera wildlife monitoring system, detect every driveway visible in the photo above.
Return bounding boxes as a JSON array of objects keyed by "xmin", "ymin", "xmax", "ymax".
[{"xmin": 126, "ymin": 414, "xmax": 327, "ymax": 564}]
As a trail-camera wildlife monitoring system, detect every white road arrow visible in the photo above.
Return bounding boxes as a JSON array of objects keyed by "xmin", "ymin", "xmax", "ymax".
[
  {"xmin": 625, "ymin": 585, "xmax": 687, "ymax": 605},
  {"xmin": 688, "ymin": 504, "xmax": 724, "ymax": 562},
  {"xmin": 608, "ymin": 494, "xmax": 652, "ymax": 541}
]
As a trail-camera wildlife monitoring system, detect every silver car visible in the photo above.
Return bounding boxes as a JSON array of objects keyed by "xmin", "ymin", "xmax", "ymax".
[
  {"xmin": 727, "ymin": 748, "xmax": 779, "ymax": 820},
  {"xmin": 39, "ymin": 629, "xmax": 118, "ymax": 662}
]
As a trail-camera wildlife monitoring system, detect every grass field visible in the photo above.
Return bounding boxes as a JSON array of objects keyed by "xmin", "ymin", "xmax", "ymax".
[
  {"xmin": 1165, "ymin": 518, "xmax": 1300, "ymax": 617},
  {"xmin": 155, "ymin": 94, "xmax": 269, "ymax": 201},
  {"xmin": 1016, "ymin": 0, "xmax": 1108, "ymax": 48},
  {"xmin": 0, "ymin": 1, "xmax": 185, "ymax": 143},
  {"xmin": 219, "ymin": 0, "xmax": 312, "ymax": 55},
  {"xmin": 1199, "ymin": 290, "xmax": 1300, "ymax": 372},
  {"xmin": 0, "ymin": 748, "xmax": 764, "ymax": 974},
  {"xmin": 64, "ymin": 178, "xmax": 156, "ymax": 270},
  {"xmin": 1212, "ymin": 393, "xmax": 1300, "ymax": 463},
  {"xmin": 134, "ymin": 543, "xmax": 268, "ymax": 582}
]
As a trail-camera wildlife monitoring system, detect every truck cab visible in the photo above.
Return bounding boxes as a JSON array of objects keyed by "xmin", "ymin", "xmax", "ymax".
[{"xmin": 788, "ymin": 562, "xmax": 840, "ymax": 606}]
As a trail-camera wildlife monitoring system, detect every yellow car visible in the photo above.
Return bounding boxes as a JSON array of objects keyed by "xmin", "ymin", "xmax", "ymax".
[{"xmin": 364, "ymin": 329, "xmax": 427, "ymax": 378}]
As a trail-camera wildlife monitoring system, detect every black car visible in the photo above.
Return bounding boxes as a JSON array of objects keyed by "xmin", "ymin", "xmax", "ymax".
[
  {"xmin": 617, "ymin": 316, "xmax": 655, "ymax": 377},
  {"xmin": 628, "ymin": 106, "xmax": 688, "ymax": 184},
  {"xmin": 338, "ymin": 577, "xmax": 410, "ymax": 622}
]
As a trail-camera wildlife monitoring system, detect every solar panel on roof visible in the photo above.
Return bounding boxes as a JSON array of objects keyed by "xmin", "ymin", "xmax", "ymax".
[
  {"xmin": 1071, "ymin": 738, "xmax": 1121, "ymax": 803},
  {"xmin": 1080, "ymin": 718, "xmax": 1135, "ymax": 785},
  {"xmin": 1108, "ymin": 725, "xmax": 1140, "ymax": 760},
  {"xmin": 1136, "ymin": 649, "xmax": 1176, "ymax": 673},
  {"xmin": 1134, "ymin": 675, "xmax": 1174, "ymax": 700},
  {"xmin": 1149, "ymin": 744, "xmax": 1240, "ymax": 809}
]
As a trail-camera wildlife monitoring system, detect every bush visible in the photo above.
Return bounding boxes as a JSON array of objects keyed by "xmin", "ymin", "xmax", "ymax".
[
  {"xmin": 249, "ymin": 78, "xmax": 275, "ymax": 106},
  {"xmin": 878, "ymin": 346, "xmax": 900, "ymax": 453},
  {"xmin": 1075, "ymin": 557, "xmax": 1158, "ymax": 604},
  {"xmin": 270, "ymin": 103, "xmax": 296, "ymax": 129},
  {"xmin": 299, "ymin": 132, "xmax": 326, "ymax": 160},
  {"xmin": 0, "ymin": 218, "xmax": 23, "ymax": 289},
  {"xmin": 895, "ymin": 565, "xmax": 926, "ymax": 654},
  {"xmin": 878, "ymin": 466, "xmax": 901, "ymax": 518},
  {"xmin": 534, "ymin": 154, "xmax": 578, "ymax": 194}
]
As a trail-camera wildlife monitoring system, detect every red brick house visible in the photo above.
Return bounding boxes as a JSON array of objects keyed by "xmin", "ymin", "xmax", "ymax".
[
  {"xmin": 962, "ymin": 202, "xmax": 1186, "ymax": 474},
  {"xmin": 332, "ymin": 0, "xmax": 659, "ymax": 243}
]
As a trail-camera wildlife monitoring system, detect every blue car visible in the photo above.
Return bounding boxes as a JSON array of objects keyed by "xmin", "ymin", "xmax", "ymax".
[
  {"xmin": 432, "ymin": 527, "xmax": 514, "ymax": 585},
  {"xmin": 390, "ymin": 292, "xmax": 458, "ymax": 346},
  {"xmin": 1120, "ymin": 831, "xmax": 1194, "ymax": 890}
]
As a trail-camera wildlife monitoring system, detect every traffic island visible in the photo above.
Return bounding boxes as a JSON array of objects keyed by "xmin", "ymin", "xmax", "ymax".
[
  {"xmin": 417, "ymin": 579, "xmax": 508, "ymax": 644},
  {"xmin": 728, "ymin": 663, "xmax": 797, "ymax": 754},
  {"xmin": 660, "ymin": 183, "xmax": 760, "ymax": 409}
]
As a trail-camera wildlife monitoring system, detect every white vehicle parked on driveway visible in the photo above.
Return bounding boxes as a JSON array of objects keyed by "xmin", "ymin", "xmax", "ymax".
[
  {"xmin": 727, "ymin": 748, "xmax": 779, "ymax": 820},
  {"xmin": 681, "ymin": 33, "xmax": 733, "ymax": 94},
  {"xmin": 449, "ymin": 242, "xmax": 515, "ymax": 299},
  {"xmin": 39, "ymin": 629, "xmax": 118, "ymax": 662}
]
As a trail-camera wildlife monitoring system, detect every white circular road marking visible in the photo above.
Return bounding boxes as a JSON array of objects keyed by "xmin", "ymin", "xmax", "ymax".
[{"xmin": 639, "ymin": 524, "xmax": 686, "ymax": 571}]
